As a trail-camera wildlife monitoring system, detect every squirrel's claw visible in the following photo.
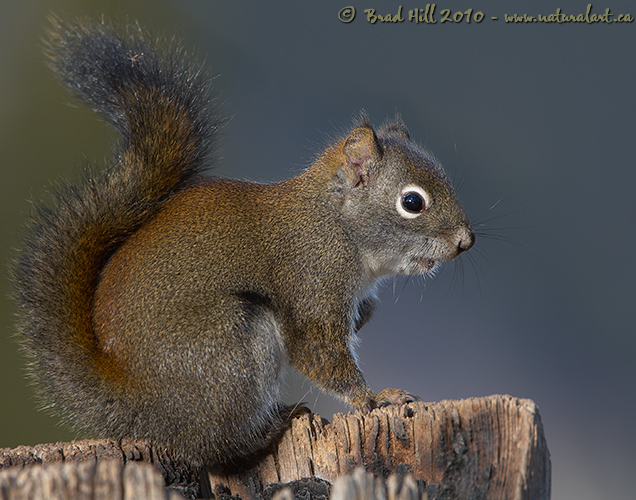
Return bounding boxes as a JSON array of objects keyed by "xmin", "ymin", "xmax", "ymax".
[{"xmin": 374, "ymin": 388, "xmax": 421, "ymax": 408}]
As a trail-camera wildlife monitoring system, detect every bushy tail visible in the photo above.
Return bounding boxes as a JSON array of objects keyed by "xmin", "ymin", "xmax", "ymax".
[{"xmin": 11, "ymin": 19, "xmax": 220, "ymax": 430}]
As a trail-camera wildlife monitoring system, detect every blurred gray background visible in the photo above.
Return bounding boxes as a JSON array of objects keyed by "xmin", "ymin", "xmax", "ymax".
[{"xmin": 1, "ymin": 1, "xmax": 634, "ymax": 498}]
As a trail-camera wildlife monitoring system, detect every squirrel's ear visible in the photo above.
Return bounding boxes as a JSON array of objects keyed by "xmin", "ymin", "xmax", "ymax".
[
  {"xmin": 341, "ymin": 125, "xmax": 381, "ymax": 188},
  {"xmin": 379, "ymin": 113, "xmax": 410, "ymax": 140}
]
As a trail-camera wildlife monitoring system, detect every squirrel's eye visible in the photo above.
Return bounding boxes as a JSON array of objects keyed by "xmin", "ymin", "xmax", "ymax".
[
  {"xmin": 396, "ymin": 185, "xmax": 430, "ymax": 219},
  {"xmin": 402, "ymin": 193, "xmax": 424, "ymax": 213}
]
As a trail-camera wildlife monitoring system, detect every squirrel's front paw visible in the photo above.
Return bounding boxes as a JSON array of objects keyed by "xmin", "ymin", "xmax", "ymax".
[
  {"xmin": 350, "ymin": 388, "xmax": 420, "ymax": 413},
  {"xmin": 374, "ymin": 388, "xmax": 421, "ymax": 407}
]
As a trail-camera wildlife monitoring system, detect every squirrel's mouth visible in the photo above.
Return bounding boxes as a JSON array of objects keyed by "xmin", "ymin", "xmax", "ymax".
[{"xmin": 417, "ymin": 258, "xmax": 437, "ymax": 274}]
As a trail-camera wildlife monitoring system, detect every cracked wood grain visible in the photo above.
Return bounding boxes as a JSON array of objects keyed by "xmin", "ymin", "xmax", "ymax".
[{"xmin": 0, "ymin": 395, "xmax": 551, "ymax": 500}]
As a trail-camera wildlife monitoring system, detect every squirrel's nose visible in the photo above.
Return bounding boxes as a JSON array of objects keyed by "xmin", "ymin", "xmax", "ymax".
[{"xmin": 457, "ymin": 226, "xmax": 475, "ymax": 254}]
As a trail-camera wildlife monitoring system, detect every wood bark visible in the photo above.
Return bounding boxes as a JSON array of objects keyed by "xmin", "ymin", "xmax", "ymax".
[{"xmin": 0, "ymin": 394, "xmax": 550, "ymax": 500}]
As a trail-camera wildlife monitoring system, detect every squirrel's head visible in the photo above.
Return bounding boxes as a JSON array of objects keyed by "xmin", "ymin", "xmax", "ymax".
[{"xmin": 328, "ymin": 112, "xmax": 474, "ymax": 278}]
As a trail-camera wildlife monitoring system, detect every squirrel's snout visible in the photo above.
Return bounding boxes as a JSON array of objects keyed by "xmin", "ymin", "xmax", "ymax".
[{"xmin": 456, "ymin": 226, "xmax": 475, "ymax": 254}]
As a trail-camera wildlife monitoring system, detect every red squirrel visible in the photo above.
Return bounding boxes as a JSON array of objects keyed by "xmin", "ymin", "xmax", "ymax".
[{"xmin": 13, "ymin": 19, "xmax": 474, "ymax": 469}]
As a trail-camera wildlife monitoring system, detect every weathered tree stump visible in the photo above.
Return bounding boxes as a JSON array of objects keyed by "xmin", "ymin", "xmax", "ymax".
[{"xmin": 0, "ymin": 395, "xmax": 550, "ymax": 500}]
